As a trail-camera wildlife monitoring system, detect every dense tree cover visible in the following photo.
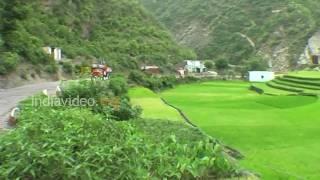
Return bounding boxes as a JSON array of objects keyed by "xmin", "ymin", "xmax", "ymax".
[
  {"xmin": 0, "ymin": 0, "xmax": 196, "ymax": 75},
  {"xmin": 141, "ymin": 0, "xmax": 320, "ymax": 68},
  {"xmin": 0, "ymin": 52, "xmax": 19, "ymax": 75},
  {"xmin": 128, "ymin": 70, "xmax": 200, "ymax": 91}
]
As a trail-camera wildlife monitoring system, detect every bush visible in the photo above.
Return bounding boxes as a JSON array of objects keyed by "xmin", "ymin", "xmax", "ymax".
[
  {"xmin": 215, "ymin": 59, "xmax": 229, "ymax": 71},
  {"xmin": 109, "ymin": 77, "xmax": 129, "ymax": 96},
  {"xmin": 129, "ymin": 71, "xmax": 178, "ymax": 91},
  {"xmin": 60, "ymin": 79, "xmax": 138, "ymax": 120},
  {"xmin": 62, "ymin": 62, "xmax": 73, "ymax": 74},
  {"xmin": 0, "ymin": 52, "xmax": 20, "ymax": 75},
  {"xmin": 61, "ymin": 79, "xmax": 110, "ymax": 100},
  {"xmin": 0, "ymin": 103, "xmax": 237, "ymax": 179},
  {"xmin": 110, "ymin": 97, "xmax": 142, "ymax": 120},
  {"xmin": 205, "ymin": 61, "xmax": 214, "ymax": 69},
  {"xmin": 128, "ymin": 70, "xmax": 146, "ymax": 84},
  {"xmin": 245, "ymin": 55, "xmax": 268, "ymax": 71},
  {"xmin": 44, "ymin": 63, "xmax": 58, "ymax": 74}
]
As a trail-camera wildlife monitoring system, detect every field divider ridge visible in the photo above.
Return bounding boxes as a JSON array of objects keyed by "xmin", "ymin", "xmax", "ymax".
[
  {"xmin": 160, "ymin": 97, "xmax": 245, "ymax": 160},
  {"xmin": 160, "ymin": 97, "xmax": 197, "ymax": 127}
]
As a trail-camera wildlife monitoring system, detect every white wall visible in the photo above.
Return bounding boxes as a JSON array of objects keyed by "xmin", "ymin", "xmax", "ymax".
[
  {"xmin": 53, "ymin": 48, "xmax": 62, "ymax": 61},
  {"xmin": 185, "ymin": 60, "xmax": 206, "ymax": 73},
  {"xmin": 249, "ymin": 71, "xmax": 275, "ymax": 82},
  {"xmin": 43, "ymin": 47, "xmax": 62, "ymax": 61}
]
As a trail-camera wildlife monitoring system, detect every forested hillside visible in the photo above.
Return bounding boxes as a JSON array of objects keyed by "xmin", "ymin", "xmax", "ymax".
[
  {"xmin": 0, "ymin": 0, "xmax": 195, "ymax": 76},
  {"xmin": 141, "ymin": 0, "xmax": 320, "ymax": 71}
]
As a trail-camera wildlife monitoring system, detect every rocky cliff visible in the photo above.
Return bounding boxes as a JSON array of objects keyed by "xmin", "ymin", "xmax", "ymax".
[{"xmin": 141, "ymin": 0, "xmax": 320, "ymax": 72}]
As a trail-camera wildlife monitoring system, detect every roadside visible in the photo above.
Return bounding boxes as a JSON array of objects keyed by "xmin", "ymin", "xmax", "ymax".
[{"xmin": 0, "ymin": 81, "xmax": 59, "ymax": 129}]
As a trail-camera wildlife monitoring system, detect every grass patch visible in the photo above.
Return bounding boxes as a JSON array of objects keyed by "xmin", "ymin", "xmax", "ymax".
[
  {"xmin": 128, "ymin": 87, "xmax": 183, "ymax": 121},
  {"xmin": 255, "ymin": 95, "xmax": 317, "ymax": 109},
  {"xmin": 287, "ymin": 71, "xmax": 320, "ymax": 79},
  {"xmin": 251, "ymin": 83, "xmax": 294, "ymax": 95},
  {"xmin": 273, "ymin": 79, "xmax": 320, "ymax": 90},
  {"xmin": 266, "ymin": 82, "xmax": 305, "ymax": 93},
  {"xmin": 279, "ymin": 76, "xmax": 320, "ymax": 87}
]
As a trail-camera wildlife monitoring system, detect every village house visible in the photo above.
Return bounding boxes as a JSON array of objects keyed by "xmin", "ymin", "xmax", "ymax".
[
  {"xmin": 141, "ymin": 65, "xmax": 161, "ymax": 75},
  {"xmin": 184, "ymin": 60, "xmax": 207, "ymax": 73},
  {"xmin": 306, "ymin": 32, "xmax": 320, "ymax": 65},
  {"xmin": 308, "ymin": 47, "xmax": 320, "ymax": 65},
  {"xmin": 43, "ymin": 46, "xmax": 62, "ymax": 61},
  {"xmin": 176, "ymin": 68, "xmax": 186, "ymax": 78},
  {"xmin": 248, "ymin": 71, "xmax": 275, "ymax": 82}
]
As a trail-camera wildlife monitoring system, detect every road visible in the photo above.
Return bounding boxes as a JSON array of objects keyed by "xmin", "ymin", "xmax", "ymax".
[{"xmin": 0, "ymin": 82, "xmax": 59, "ymax": 129}]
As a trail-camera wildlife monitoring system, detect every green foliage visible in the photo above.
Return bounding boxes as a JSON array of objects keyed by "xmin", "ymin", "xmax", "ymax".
[
  {"xmin": 109, "ymin": 76, "xmax": 129, "ymax": 96},
  {"xmin": 215, "ymin": 59, "xmax": 229, "ymax": 71},
  {"xmin": 0, "ymin": 0, "xmax": 196, "ymax": 75},
  {"xmin": 204, "ymin": 61, "xmax": 214, "ymax": 70},
  {"xmin": 142, "ymin": 0, "xmax": 320, "ymax": 67},
  {"xmin": 132, "ymin": 118, "xmax": 206, "ymax": 144},
  {"xmin": 128, "ymin": 70, "xmax": 202, "ymax": 91},
  {"xmin": 0, "ymin": 52, "xmax": 19, "ymax": 75},
  {"xmin": 60, "ymin": 79, "xmax": 139, "ymax": 120},
  {"xmin": 44, "ymin": 63, "xmax": 58, "ymax": 74},
  {"xmin": 245, "ymin": 56, "xmax": 268, "ymax": 71},
  {"xmin": 62, "ymin": 62, "xmax": 73, "ymax": 74},
  {"xmin": 0, "ymin": 36, "xmax": 4, "ymax": 48},
  {"xmin": 111, "ymin": 97, "xmax": 142, "ymax": 121},
  {"xmin": 129, "ymin": 71, "xmax": 179, "ymax": 91},
  {"xmin": 128, "ymin": 70, "xmax": 146, "ymax": 84},
  {"xmin": 0, "ymin": 96, "xmax": 237, "ymax": 179},
  {"xmin": 60, "ymin": 80, "xmax": 109, "ymax": 100}
]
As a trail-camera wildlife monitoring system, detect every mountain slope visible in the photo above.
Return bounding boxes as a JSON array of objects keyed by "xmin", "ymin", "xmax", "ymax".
[
  {"xmin": 141, "ymin": 0, "xmax": 320, "ymax": 71},
  {"xmin": 0, "ymin": 0, "xmax": 195, "ymax": 76}
]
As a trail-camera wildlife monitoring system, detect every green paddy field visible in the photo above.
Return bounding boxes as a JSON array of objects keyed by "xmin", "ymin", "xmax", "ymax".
[{"xmin": 130, "ymin": 79, "xmax": 320, "ymax": 179}]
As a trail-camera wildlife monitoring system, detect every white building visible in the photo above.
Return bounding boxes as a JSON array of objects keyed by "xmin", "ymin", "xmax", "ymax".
[
  {"xmin": 249, "ymin": 71, "xmax": 275, "ymax": 82},
  {"xmin": 184, "ymin": 60, "xmax": 206, "ymax": 73},
  {"xmin": 43, "ymin": 47, "xmax": 62, "ymax": 61}
]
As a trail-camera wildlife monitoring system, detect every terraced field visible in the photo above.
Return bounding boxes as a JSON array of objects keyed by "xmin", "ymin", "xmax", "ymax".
[
  {"xmin": 130, "ymin": 75, "xmax": 320, "ymax": 179},
  {"xmin": 129, "ymin": 87, "xmax": 183, "ymax": 121},
  {"xmin": 287, "ymin": 71, "xmax": 320, "ymax": 78},
  {"xmin": 160, "ymin": 81, "xmax": 320, "ymax": 179},
  {"xmin": 253, "ymin": 73, "xmax": 320, "ymax": 95}
]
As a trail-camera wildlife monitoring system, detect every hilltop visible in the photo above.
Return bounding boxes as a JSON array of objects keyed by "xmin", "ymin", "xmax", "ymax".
[
  {"xmin": 141, "ymin": 0, "xmax": 320, "ymax": 72},
  {"xmin": 0, "ymin": 0, "xmax": 195, "ymax": 85}
]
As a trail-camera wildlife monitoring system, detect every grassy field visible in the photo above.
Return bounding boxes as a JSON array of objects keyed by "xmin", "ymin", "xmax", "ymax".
[
  {"xmin": 287, "ymin": 71, "xmax": 320, "ymax": 78},
  {"xmin": 130, "ymin": 81, "xmax": 320, "ymax": 179},
  {"xmin": 129, "ymin": 87, "xmax": 183, "ymax": 121},
  {"xmin": 251, "ymin": 83, "xmax": 295, "ymax": 95}
]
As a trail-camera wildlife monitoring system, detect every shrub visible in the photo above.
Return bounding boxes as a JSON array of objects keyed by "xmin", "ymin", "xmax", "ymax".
[
  {"xmin": 128, "ymin": 70, "xmax": 146, "ymax": 84},
  {"xmin": 61, "ymin": 79, "xmax": 109, "ymax": 100},
  {"xmin": 245, "ymin": 55, "xmax": 268, "ymax": 71},
  {"xmin": 44, "ymin": 63, "xmax": 58, "ymax": 74},
  {"xmin": 129, "ymin": 71, "xmax": 179, "ymax": 91},
  {"xmin": 215, "ymin": 59, "xmax": 229, "ymax": 71},
  {"xmin": 0, "ymin": 52, "xmax": 19, "ymax": 75},
  {"xmin": 62, "ymin": 62, "xmax": 73, "ymax": 74},
  {"xmin": 161, "ymin": 76, "xmax": 178, "ymax": 89},
  {"xmin": 110, "ymin": 97, "xmax": 142, "ymax": 120},
  {"xmin": 60, "ymin": 79, "xmax": 139, "ymax": 120},
  {"xmin": 109, "ymin": 76, "xmax": 128, "ymax": 96},
  {"xmin": 0, "ymin": 103, "xmax": 237, "ymax": 179},
  {"xmin": 205, "ymin": 61, "xmax": 214, "ymax": 69}
]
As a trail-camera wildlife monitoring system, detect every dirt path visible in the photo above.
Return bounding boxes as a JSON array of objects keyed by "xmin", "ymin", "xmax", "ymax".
[{"xmin": 0, "ymin": 82, "xmax": 59, "ymax": 129}]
